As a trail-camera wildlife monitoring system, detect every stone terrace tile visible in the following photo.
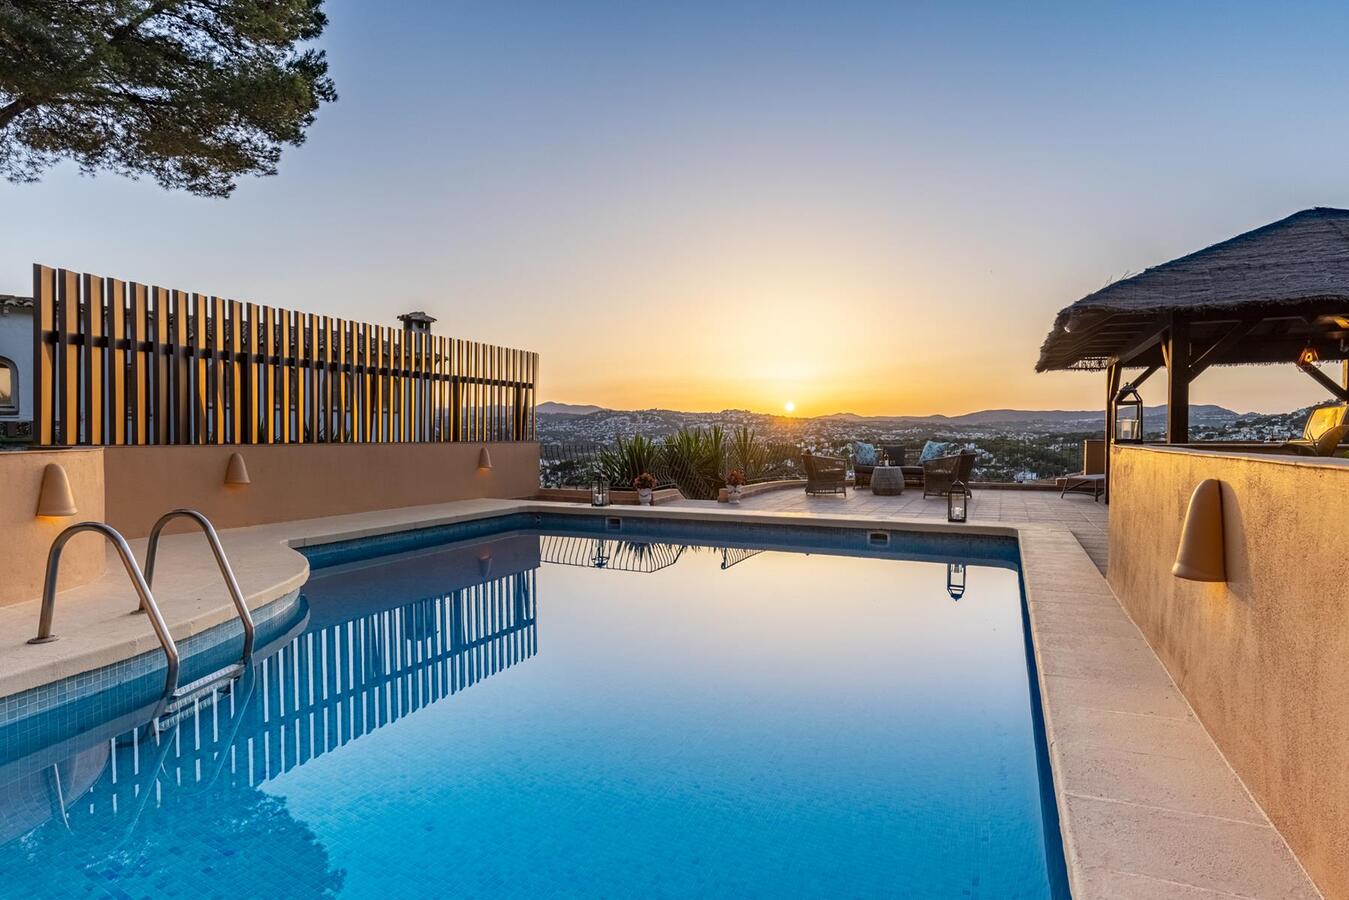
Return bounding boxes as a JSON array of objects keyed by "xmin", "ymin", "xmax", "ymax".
[{"xmin": 700, "ymin": 485, "xmax": 1110, "ymax": 571}]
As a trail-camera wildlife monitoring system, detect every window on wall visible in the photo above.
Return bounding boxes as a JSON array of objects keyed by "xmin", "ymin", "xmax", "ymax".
[{"xmin": 0, "ymin": 357, "xmax": 16, "ymax": 414}]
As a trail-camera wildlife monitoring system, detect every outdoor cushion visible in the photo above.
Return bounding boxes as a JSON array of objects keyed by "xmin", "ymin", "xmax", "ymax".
[
  {"xmin": 918, "ymin": 440, "xmax": 949, "ymax": 462},
  {"xmin": 852, "ymin": 441, "xmax": 877, "ymax": 466}
]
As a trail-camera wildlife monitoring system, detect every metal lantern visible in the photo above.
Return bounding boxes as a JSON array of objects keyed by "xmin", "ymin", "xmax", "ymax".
[
  {"xmin": 591, "ymin": 479, "xmax": 610, "ymax": 507},
  {"xmin": 947, "ymin": 481, "xmax": 968, "ymax": 522},
  {"xmin": 1114, "ymin": 384, "xmax": 1144, "ymax": 443},
  {"xmin": 946, "ymin": 562, "xmax": 967, "ymax": 600}
]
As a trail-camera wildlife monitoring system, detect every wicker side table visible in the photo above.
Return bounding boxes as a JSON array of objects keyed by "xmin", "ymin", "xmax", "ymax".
[{"xmin": 871, "ymin": 465, "xmax": 904, "ymax": 496}]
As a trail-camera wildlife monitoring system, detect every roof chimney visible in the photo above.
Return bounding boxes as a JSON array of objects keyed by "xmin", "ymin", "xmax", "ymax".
[{"xmin": 397, "ymin": 310, "xmax": 437, "ymax": 333}]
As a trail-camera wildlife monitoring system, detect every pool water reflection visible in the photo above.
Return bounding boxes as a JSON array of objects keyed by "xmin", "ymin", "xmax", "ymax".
[{"xmin": 0, "ymin": 522, "xmax": 1067, "ymax": 899}]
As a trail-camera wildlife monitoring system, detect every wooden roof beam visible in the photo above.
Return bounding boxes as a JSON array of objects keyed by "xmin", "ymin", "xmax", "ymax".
[
  {"xmin": 1189, "ymin": 321, "xmax": 1258, "ymax": 379},
  {"xmin": 1297, "ymin": 359, "xmax": 1349, "ymax": 402},
  {"xmin": 1107, "ymin": 315, "xmax": 1170, "ymax": 368}
]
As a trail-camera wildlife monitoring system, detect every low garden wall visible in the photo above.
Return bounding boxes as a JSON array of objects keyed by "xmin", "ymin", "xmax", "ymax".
[
  {"xmin": 1108, "ymin": 444, "xmax": 1349, "ymax": 898},
  {"xmin": 0, "ymin": 448, "xmax": 106, "ymax": 605},
  {"xmin": 0, "ymin": 442, "xmax": 540, "ymax": 605},
  {"xmin": 103, "ymin": 442, "xmax": 540, "ymax": 537}
]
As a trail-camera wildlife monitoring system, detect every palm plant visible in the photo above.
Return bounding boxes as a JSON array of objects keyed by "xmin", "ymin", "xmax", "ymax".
[
  {"xmin": 729, "ymin": 426, "xmax": 771, "ymax": 482},
  {"xmin": 596, "ymin": 435, "xmax": 663, "ymax": 487},
  {"xmin": 661, "ymin": 426, "xmax": 726, "ymax": 500}
]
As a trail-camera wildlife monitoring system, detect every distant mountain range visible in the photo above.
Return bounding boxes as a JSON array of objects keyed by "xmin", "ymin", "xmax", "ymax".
[
  {"xmin": 537, "ymin": 401, "xmax": 1244, "ymax": 428},
  {"xmin": 536, "ymin": 402, "xmax": 607, "ymax": 417}
]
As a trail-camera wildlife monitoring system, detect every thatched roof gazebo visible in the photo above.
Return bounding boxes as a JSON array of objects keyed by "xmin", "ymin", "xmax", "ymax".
[{"xmin": 1038, "ymin": 207, "xmax": 1349, "ymax": 451}]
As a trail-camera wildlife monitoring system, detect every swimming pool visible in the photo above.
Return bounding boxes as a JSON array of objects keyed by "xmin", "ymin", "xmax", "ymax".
[{"xmin": 0, "ymin": 514, "xmax": 1068, "ymax": 898}]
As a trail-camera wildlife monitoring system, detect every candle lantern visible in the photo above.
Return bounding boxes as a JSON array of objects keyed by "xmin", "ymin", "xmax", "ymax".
[
  {"xmin": 946, "ymin": 562, "xmax": 967, "ymax": 600},
  {"xmin": 948, "ymin": 481, "xmax": 969, "ymax": 522},
  {"xmin": 591, "ymin": 479, "xmax": 610, "ymax": 507},
  {"xmin": 1114, "ymin": 384, "xmax": 1144, "ymax": 443}
]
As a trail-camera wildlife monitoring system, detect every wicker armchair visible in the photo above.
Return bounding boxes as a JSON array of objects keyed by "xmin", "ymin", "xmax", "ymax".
[
  {"xmin": 803, "ymin": 453, "xmax": 849, "ymax": 496},
  {"xmin": 922, "ymin": 451, "xmax": 975, "ymax": 499}
]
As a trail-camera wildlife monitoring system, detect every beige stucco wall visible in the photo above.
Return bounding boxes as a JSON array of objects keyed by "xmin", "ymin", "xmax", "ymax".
[
  {"xmin": 103, "ymin": 442, "xmax": 540, "ymax": 538},
  {"xmin": 1109, "ymin": 445, "xmax": 1349, "ymax": 898},
  {"xmin": 0, "ymin": 448, "xmax": 106, "ymax": 605}
]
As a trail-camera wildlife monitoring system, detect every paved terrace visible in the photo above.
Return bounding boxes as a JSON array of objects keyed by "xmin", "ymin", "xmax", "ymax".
[{"xmin": 677, "ymin": 486, "xmax": 1111, "ymax": 573}]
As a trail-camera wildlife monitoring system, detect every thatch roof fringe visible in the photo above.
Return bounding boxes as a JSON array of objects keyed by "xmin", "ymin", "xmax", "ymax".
[{"xmin": 1037, "ymin": 207, "xmax": 1349, "ymax": 371}]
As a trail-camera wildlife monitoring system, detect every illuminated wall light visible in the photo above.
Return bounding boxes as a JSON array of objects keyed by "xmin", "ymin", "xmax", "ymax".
[
  {"xmin": 35, "ymin": 463, "xmax": 78, "ymax": 518},
  {"xmin": 1172, "ymin": 478, "xmax": 1226, "ymax": 582},
  {"xmin": 478, "ymin": 446, "xmax": 493, "ymax": 471}
]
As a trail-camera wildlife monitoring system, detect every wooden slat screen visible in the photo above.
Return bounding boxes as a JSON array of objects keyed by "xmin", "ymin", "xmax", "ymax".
[{"xmin": 31, "ymin": 264, "xmax": 538, "ymax": 447}]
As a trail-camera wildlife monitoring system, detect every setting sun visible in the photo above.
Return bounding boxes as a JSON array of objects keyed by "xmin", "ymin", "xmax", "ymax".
[{"xmin": 783, "ymin": 401, "xmax": 796, "ymax": 413}]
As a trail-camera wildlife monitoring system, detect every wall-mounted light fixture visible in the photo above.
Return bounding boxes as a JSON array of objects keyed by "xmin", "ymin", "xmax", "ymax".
[
  {"xmin": 1172, "ymin": 478, "xmax": 1225, "ymax": 582},
  {"xmin": 478, "ymin": 446, "xmax": 493, "ymax": 471},
  {"xmin": 224, "ymin": 452, "xmax": 251, "ymax": 486},
  {"xmin": 36, "ymin": 463, "xmax": 77, "ymax": 518},
  {"xmin": 477, "ymin": 549, "xmax": 493, "ymax": 579}
]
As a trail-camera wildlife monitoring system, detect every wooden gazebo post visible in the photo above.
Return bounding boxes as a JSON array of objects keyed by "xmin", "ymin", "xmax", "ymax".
[
  {"xmin": 1163, "ymin": 316, "xmax": 1190, "ymax": 444},
  {"xmin": 1104, "ymin": 363, "xmax": 1120, "ymax": 502}
]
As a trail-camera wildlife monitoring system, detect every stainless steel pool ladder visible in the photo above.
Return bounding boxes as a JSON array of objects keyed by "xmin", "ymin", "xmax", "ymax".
[{"xmin": 29, "ymin": 510, "xmax": 255, "ymax": 720}]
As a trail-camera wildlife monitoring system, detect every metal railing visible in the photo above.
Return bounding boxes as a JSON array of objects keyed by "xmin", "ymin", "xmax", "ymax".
[
  {"xmin": 28, "ymin": 521, "xmax": 181, "ymax": 701},
  {"xmin": 142, "ymin": 508, "xmax": 255, "ymax": 660},
  {"xmin": 28, "ymin": 510, "xmax": 253, "ymax": 719}
]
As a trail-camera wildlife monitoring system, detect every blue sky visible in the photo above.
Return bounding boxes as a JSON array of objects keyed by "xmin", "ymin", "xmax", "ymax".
[{"xmin": 4, "ymin": 2, "xmax": 1349, "ymax": 414}]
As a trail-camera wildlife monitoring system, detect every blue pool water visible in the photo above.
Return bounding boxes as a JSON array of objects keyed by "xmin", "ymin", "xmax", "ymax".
[{"xmin": 0, "ymin": 515, "xmax": 1068, "ymax": 898}]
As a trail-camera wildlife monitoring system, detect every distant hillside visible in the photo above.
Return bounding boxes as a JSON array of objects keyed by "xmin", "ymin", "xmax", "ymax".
[
  {"xmin": 537, "ymin": 401, "xmax": 606, "ymax": 416},
  {"xmin": 539, "ymin": 402, "xmax": 1242, "ymax": 429}
]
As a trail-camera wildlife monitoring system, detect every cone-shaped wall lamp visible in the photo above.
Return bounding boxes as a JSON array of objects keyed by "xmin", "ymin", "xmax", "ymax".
[
  {"xmin": 224, "ymin": 452, "xmax": 251, "ymax": 486},
  {"xmin": 36, "ymin": 463, "xmax": 78, "ymax": 517},
  {"xmin": 478, "ymin": 446, "xmax": 493, "ymax": 471},
  {"xmin": 1172, "ymin": 479, "xmax": 1226, "ymax": 582}
]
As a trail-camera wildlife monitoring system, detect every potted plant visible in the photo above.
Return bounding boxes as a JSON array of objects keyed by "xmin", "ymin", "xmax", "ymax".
[
  {"xmin": 632, "ymin": 472, "xmax": 657, "ymax": 505},
  {"xmin": 725, "ymin": 468, "xmax": 747, "ymax": 504}
]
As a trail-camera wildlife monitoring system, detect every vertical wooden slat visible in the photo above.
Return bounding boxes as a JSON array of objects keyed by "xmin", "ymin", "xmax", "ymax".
[
  {"xmin": 432, "ymin": 335, "xmax": 443, "ymax": 441},
  {"xmin": 276, "ymin": 309, "xmax": 291, "ymax": 443},
  {"xmin": 408, "ymin": 331, "xmax": 419, "ymax": 442},
  {"xmin": 106, "ymin": 279, "xmax": 126, "ymax": 444},
  {"xmin": 318, "ymin": 316, "xmax": 331, "ymax": 442},
  {"xmin": 189, "ymin": 293, "xmax": 208, "ymax": 443},
  {"xmin": 375, "ymin": 326, "xmax": 387, "ymax": 442},
  {"xmin": 82, "ymin": 274, "xmax": 106, "ymax": 444},
  {"xmin": 56, "ymin": 270, "xmax": 81, "ymax": 445},
  {"xmin": 32, "ymin": 266, "xmax": 56, "ymax": 445},
  {"xmin": 389, "ymin": 328, "xmax": 401, "ymax": 442},
  {"xmin": 129, "ymin": 283, "xmax": 148, "ymax": 445},
  {"xmin": 360, "ymin": 323, "xmax": 373, "ymax": 442},
  {"xmin": 152, "ymin": 288, "xmax": 170, "ymax": 444},
  {"xmin": 308, "ymin": 315, "xmax": 321, "ymax": 441},
  {"xmin": 334, "ymin": 319, "xmax": 347, "ymax": 441},
  {"xmin": 245, "ymin": 303, "xmax": 259, "ymax": 443},
  {"xmin": 296, "ymin": 311, "xmax": 310, "ymax": 443},
  {"xmin": 258, "ymin": 306, "xmax": 274, "ymax": 443},
  {"xmin": 211, "ymin": 296, "xmax": 226, "ymax": 443},
  {"xmin": 229, "ymin": 300, "xmax": 245, "ymax": 443},
  {"xmin": 172, "ymin": 291, "xmax": 192, "ymax": 443}
]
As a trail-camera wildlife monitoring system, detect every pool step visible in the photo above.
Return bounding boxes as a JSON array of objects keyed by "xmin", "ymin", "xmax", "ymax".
[{"xmin": 159, "ymin": 664, "xmax": 247, "ymax": 724}]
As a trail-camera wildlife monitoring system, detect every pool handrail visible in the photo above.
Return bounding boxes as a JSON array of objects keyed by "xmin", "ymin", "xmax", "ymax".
[
  {"xmin": 142, "ymin": 508, "xmax": 255, "ymax": 661},
  {"xmin": 29, "ymin": 521, "xmax": 181, "ymax": 701}
]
